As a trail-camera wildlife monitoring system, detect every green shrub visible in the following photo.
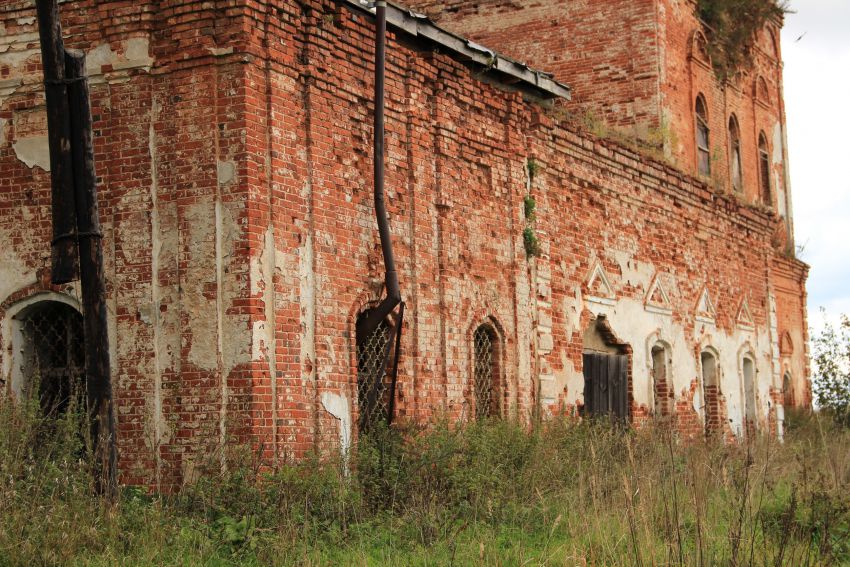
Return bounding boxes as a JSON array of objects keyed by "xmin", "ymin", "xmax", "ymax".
[{"xmin": 812, "ymin": 313, "xmax": 850, "ymax": 426}]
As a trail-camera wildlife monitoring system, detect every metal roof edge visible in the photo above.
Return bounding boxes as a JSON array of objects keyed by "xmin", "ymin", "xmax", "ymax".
[{"xmin": 339, "ymin": 0, "xmax": 572, "ymax": 101}]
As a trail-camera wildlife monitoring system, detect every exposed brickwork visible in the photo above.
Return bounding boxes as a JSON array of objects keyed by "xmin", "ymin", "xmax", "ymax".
[
  {"xmin": 0, "ymin": 0, "xmax": 808, "ymax": 488},
  {"xmin": 409, "ymin": 0, "xmax": 793, "ymax": 220}
]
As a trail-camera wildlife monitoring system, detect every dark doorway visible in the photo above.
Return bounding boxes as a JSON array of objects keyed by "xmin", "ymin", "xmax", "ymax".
[
  {"xmin": 582, "ymin": 315, "xmax": 630, "ymax": 422},
  {"xmin": 583, "ymin": 352, "xmax": 629, "ymax": 421}
]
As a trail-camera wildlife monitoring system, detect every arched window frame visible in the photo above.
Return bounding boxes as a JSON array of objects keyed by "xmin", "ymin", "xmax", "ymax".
[
  {"xmin": 782, "ymin": 371, "xmax": 794, "ymax": 407},
  {"xmin": 649, "ymin": 340, "xmax": 673, "ymax": 418},
  {"xmin": 695, "ymin": 95, "xmax": 711, "ymax": 176},
  {"xmin": 471, "ymin": 321, "xmax": 502, "ymax": 420},
  {"xmin": 728, "ymin": 114, "xmax": 743, "ymax": 192},
  {"xmin": 354, "ymin": 306, "xmax": 396, "ymax": 433},
  {"xmin": 740, "ymin": 352, "xmax": 758, "ymax": 437},
  {"xmin": 690, "ymin": 30, "xmax": 712, "ymax": 68},
  {"xmin": 758, "ymin": 131, "xmax": 772, "ymax": 205},
  {"xmin": 756, "ymin": 76, "xmax": 771, "ymax": 105},
  {"xmin": 4, "ymin": 294, "xmax": 86, "ymax": 417},
  {"xmin": 699, "ymin": 346, "xmax": 722, "ymax": 437}
]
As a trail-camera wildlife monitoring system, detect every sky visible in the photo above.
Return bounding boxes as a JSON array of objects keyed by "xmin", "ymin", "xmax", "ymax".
[{"xmin": 781, "ymin": 0, "xmax": 850, "ymax": 334}]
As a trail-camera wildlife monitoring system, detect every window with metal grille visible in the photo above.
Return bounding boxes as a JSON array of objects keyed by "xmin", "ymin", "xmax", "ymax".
[
  {"xmin": 356, "ymin": 309, "xmax": 393, "ymax": 432},
  {"xmin": 758, "ymin": 132, "xmax": 771, "ymax": 205},
  {"xmin": 696, "ymin": 95, "xmax": 711, "ymax": 176},
  {"xmin": 18, "ymin": 301, "xmax": 86, "ymax": 418},
  {"xmin": 473, "ymin": 324, "xmax": 498, "ymax": 420},
  {"xmin": 729, "ymin": 115, "xmax": 742, "ymax": 192}
]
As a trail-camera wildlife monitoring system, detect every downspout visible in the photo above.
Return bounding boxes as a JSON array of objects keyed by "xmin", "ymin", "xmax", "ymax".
[{"xmin": 357, "ymin": 0, "xmax": 402, "ymax": 342}]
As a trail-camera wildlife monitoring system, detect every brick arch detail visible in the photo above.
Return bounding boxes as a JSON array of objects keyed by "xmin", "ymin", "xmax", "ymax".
[{"xmin": 465, "ymin": 312, "xmax": 509, "ymax": 419}]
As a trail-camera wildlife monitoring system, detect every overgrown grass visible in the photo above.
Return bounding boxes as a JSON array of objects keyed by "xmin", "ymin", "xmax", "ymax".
[{"xmin": 1, "ymin": 401, "xmax": 848, "ymax": 565}]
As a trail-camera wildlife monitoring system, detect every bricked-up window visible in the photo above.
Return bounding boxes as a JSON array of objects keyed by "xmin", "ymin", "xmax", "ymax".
[
  {"xmin": 783, "ymin": 371, "xmax": 793, "ymax": 407},
  {"xmin": 758, "ymin": 132, "xmax": 771, "ymax": 205},
  {"xmin": 356, "ymin": 309, "xmax": 393, "ymax": 432},
  {"xmin": 473, "ymin": 324, "xmax": 500, "ymax": 419},
  {"xmin": 742, "ymin": 355, "xmax": 757, "ymax": 437},
  {"xmin": 19, "ymin": 301, "xmax": 86, "ymax": 418},
  {"xmin": 695, "ymin": 95, "xmax": 711, "ymax": 176},
  {"xmin": 701, "ymin": 349, "xmax": 722, "ymax": 437},
  {"xmin": 729, "ymin": 115, "xmax": 742, "ymax": 192},
  {"xmin": 651, "ymin": 344, "xmax": 671, "ymax": 417}
]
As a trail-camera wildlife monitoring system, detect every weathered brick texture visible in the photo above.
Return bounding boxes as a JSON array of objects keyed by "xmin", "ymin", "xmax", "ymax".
[{"xmin": 0, "ymin": 0, "xmax": 808, "ymax": 488}]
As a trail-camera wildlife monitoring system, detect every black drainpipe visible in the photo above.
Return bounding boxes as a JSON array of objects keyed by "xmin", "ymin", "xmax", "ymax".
[{"xmin": 356, "ymin": 0, "xmax": 401, "ymax": 343}]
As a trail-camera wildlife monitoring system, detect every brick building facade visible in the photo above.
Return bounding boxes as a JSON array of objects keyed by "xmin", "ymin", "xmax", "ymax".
[{"xmin": 0, "ymin": 0, "xmax": 808, "ymax": 489}]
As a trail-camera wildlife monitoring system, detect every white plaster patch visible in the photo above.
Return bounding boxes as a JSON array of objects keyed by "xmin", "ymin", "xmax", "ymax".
[
  {"xmin": 207, "ymin": 47, "xmax": 235, "ymax": 57},
  {"xmin": 12, "ymin": 136, "xmax": 50, "ymax": 170},
  {"xmin": 16, "ymin": 17, "xmax": 35, "ymax": 25},
  {"xmin": 87, "ymin": 37, "xmax": 154, "ymax": 75},
  {"xmin": 321, "ymin": 392, "xmax": 351, "ymax": 455},
  {"xmin": 0, "ymin": 118, "xmax": 7, "ymax": 146},
  {"xmin": 217, "ymin": 160, "xmax": 236, "ymax": 185},
  {"xmin": 0, "ymin": 234, "xmax": 35, "ymax": 302}
]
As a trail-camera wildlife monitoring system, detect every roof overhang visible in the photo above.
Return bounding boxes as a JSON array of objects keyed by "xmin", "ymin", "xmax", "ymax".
[{"xmin": 338, "ymin": 0, "xmax": 572, "ymax": 101}]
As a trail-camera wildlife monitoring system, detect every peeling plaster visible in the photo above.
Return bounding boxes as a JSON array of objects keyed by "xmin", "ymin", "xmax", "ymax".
[
  {"xmin": 87, "ymin": 37, "xmax": 154, "ymax": 75},
  {"xmin": 217, "ymin": 160, "xmax": 236, "ymax": 186},
  {"xmin": 0, "ymin": 118, "xmax": 7, "ymax": 146},
  {"xmin": 321, "ymin": 392, "xmax": 351, "ymax": 455},
  {"xmin": 0, "ymin": 232, "xmax": 35, "ymax": 303},
  {"xmin": 548, "ymin": 250, "xmax": 776, "ymax": 436},
  {"xmin": 12, "ymin": 136, "xmax": 50, "ymax": 170}
]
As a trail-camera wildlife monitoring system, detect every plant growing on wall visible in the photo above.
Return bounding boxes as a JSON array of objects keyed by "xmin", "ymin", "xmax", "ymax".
[
  {"xmin": 523, "ymin": 161, "xmax": 542, "ymax": 259},
  {"xmin": 697, "ymin": 0, "xmax": 788, "ymax": 79}
]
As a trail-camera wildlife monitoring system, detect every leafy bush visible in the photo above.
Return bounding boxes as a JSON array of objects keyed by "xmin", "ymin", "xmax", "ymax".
[{"xmin": 812, "ymin": 313, "xmax": 850, "ymax": 426}]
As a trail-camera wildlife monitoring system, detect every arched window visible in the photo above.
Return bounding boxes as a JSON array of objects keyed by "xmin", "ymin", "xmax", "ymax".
[
  {"xmin": 756, "ymin": 76, "xmax": 771, "ymax": 104},
  {"xmin": 742, "ymin": 355, "xmax": 757, "ymax": 437},
  {"xmin": 692, "ymin": 30, "xmax": 711, "ymax": 65},
  {"xmin": 695, "ymin": 95, "xmax": 711, "ymax": 176},
  {"xmin": 729, "ymin": 115, "xmax": 742, "ymax": 192},
  {"xmin": 473, "ymin": 323, "xmax": 500, "ymax": 419},
  {"xmin": 651, "ymin": 343, "xmax": 671, "ymax": 417},
  {"xmin": 783, "ymin": 372, "xmax": 794, "ymax": 407},
  {"xmin": 758, "ymin": 132, "xmax": 771, "ymax": 205},
  {"xmin": 700, "ymin": 349, "xmax": 721, "ymax": 437},
  {"xmin": 356, "ymin": 308, "xmax": 394, "ymax": 432},
  {"xmin": 16, "ymin": 301, "xmax": 86, "ymax": 418}
]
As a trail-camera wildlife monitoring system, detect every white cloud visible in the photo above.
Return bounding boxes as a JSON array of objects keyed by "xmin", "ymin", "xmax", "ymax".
[{"xmin": 781, "ymin": 0, "xmax": 850, "ymax": 335}]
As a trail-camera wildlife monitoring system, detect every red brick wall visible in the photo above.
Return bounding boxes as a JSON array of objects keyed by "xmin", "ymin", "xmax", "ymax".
[
  {"xmin": 408, "ymin": 0, "xmax": 793, "ymax": 221},
  {"xmin": 658, "ymin": 0, "xmax": 789, "ymax": 208},
  {"xmin": 0, "ymin": 0, "xmax": 808, "ymax": 487},
  {"xmin": 409, "ymin": 0, "xmax": 661, "ymax": 132}
]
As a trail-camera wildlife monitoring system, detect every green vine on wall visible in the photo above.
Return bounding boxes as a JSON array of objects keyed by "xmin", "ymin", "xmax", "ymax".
[
  {"xmin": 697, "ymin": 0, "xmax": 788, "ymax": 80},
  {"xmin": 523, "ymin": 160, "xmax": 542, "ymax": 259}
]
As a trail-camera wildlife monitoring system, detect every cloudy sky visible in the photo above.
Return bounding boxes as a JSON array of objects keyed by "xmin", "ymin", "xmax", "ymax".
[{"xmin": 781, "ymin": 0, "xmax": 850, "ymax": 333}]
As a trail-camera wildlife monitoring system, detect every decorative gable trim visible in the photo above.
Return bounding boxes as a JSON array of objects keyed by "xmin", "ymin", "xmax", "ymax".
[
  {"xmin": 695, "ymin": 286, "xmax": 717, "ymax": 324},
  {"xmin": 644, "ymin": 274, "xmax": 672, "ymax": 316},
  {"xmin": 586, "ymin": 260, "xmax": 615, "ymax": 306},
  {"xmin": 736, "ymin": 297, "xmax": 754, "ymax": 330}
]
